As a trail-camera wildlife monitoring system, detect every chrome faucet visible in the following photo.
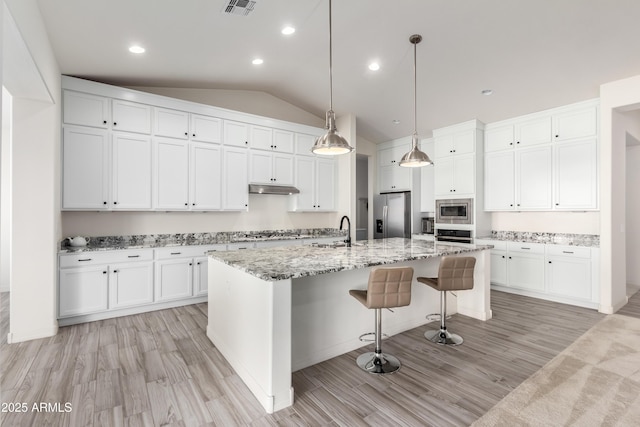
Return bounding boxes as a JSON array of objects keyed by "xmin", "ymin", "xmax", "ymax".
[{"xmin": 340, "ymin": 215, "xmax": 351, "ymax": 247}]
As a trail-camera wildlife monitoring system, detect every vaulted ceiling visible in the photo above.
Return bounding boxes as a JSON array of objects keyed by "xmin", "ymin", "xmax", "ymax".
[{"xmin": 36, "ymin": 0, "xmax": 640, "ymax": 143}]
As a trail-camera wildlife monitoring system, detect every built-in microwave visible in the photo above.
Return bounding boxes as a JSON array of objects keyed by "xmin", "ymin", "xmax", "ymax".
[{"xmin": 435, "ymin": 198, "xmax": 473, "ymax": 224}]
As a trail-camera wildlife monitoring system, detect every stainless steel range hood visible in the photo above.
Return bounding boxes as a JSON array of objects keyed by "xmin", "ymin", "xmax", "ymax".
[{"xmin": 248, "ymin": 184, "xmax": 300, "ymax": 195}]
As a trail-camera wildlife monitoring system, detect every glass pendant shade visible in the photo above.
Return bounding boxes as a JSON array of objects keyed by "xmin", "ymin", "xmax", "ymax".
[
  {"xmin": 399, "ymin": 134, "xmax": 432, "ymax": 167},
  {"xmin": 399, "ymin": 34, "xmax": 433, "ymax": 168},
  {"xmin": 311, "ymin": 0, "xmax": 354, "ymax": 155},
  {"xmin": 312, "ymin": 110, "xmax": 353, "ymax": 155}
]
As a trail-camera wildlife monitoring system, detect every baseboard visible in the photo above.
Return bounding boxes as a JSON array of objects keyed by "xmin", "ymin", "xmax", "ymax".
[{"xmin": 7, "ymin": 324, "xmax": 58, "ymax": 344}]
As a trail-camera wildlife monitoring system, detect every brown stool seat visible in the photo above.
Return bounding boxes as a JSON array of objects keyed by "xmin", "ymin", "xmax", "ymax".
[
  {"xmin": 349, "ymin": 266, "xmax": 413, "ymax": 374},
  {"xmin": 417, "ymin": 256, "xmax": 475, "ymax": 345}
]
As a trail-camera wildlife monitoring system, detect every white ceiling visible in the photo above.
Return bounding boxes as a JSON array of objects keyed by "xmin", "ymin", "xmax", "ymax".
[{"xmin": 36, "ymin": 0, "xmax": 640, "ymax": 143}]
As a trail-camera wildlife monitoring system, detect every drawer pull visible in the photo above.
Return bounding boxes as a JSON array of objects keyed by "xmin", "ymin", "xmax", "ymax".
[
  {"xmin": 170, "ymin": 252, "xmax": 182, "ymax": 255},
  {"xmin": 128, "ymin": 255, "xmax": 140, "ymax": 258},
  {"xmin": 520, "ymin": 247, "xmax": 530, "ymax": 250},
  {"xmin": 562, "ymin": 251, "xmax": 574, "ymax": 254},
  {"xmin": 78, "ymin": 258, "xmax": 92, "ymax": 262}
]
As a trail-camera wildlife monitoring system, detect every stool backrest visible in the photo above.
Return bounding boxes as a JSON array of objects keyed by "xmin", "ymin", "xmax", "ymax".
[
  {"xmin": 438, "ymin": 256, "xmax": 476, "ymax": 291},
  {"xmin": 366, "ymin": 266, "xmax": 414, "ymax": 309}
]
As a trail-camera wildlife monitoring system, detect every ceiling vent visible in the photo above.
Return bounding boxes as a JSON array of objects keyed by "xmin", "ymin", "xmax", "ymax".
[{"xmin": 223, "ymin": 0, "xmax": 257, "ymax": 16}]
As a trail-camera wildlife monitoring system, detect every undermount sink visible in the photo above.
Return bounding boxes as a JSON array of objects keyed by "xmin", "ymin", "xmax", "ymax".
[{"xmin": 310, "ymin": 241, "xmax": 364, "ymax": 249}]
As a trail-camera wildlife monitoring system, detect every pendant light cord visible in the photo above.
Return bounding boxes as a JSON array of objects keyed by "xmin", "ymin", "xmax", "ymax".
[
  {"xmin": 328, "ymin": 0, "xmax": 334, "ymax": 113},
  {"xmin": 413, "ymin": 38, "xmax": 417, "ymax": 141}
]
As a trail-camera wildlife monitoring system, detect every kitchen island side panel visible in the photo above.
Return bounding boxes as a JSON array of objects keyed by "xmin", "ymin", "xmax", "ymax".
[{"xmin": 206, "ymin": 259, "xmax": 293, "ymax": 414}]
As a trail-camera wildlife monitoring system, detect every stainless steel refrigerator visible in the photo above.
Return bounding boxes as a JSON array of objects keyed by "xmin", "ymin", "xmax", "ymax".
[{"xmin": 374, "ymin": 192, "xmax": 411, "ymax": 239}]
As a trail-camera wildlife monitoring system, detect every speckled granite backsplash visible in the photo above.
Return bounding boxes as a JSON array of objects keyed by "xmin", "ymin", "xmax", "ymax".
[
  {"xmin": 60, "ymin": 228, "xmax": 346, "ymax": 251},
  {"xmin": 487, "ymin": 230, "xmax": 599, "ymax": 247}
]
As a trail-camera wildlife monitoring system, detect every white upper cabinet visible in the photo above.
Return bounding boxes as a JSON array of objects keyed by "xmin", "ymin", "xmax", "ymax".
[
  {"xmin": 434, "ymin": 154, "xmax": 475, "ymax": 197},
  {"xmin": 485, "ymin": 116, "xmax": 551, "ymax": 152},
  {"xmin": 290, "ymin": 156, "xmax": 336, "ymax": 211},
  {"xmin": 516, "ymin": 116, "xmax": 552, "ymax": 147},
  {"xmin": 249, "ymin": 150, "xmax": 295, "ymax": 185},
  {"xmin": 378, "ymin": 141, "xmax": 413, "ymax": 193},
  {"xmin": 295, "ymin": 133, "xmax": 317, "ymax": 156},
  {"xmin": 552, "ymin": 104, "xmax": 597, "ymax": 141},
  {"xmin": 155, "ymin": 138, "xmax": 190, "ymax": 210},
  {"xmin": 190, "ymin": 143, "xmax": 222, "ymax": 210},
  {"xmin": 485, "ymin": 125, "xmax": 514, "ymax": 152},
  {"xmin": 553, "ymin": 138, "xmax": 597, "ymax": 210},
  {"xmin": 62, "ymin": 127, "xmax": 109, "ymax": 210},
  {"xmin": 112, "ymin": 133, "xmax": 152, "ymax": 210},
  {"xmin": 224, "ymin": 120, "xmax": 249, "ymax": 147},
  {"xmin": 190, "ymin": 114, "xmax": 221, "ymax": 143},
  {"xmin": 484, "ymin": 151, "xmax": 515, "ymax": 210},
  {"xmin": 154, "ymin": 107, "xmax": 189, "ymax": 139},
  {"xmin": 223, "ymin": 147, "xmax": 249, "ymax": 210},
  {"xmin": 249, "ymin": 125, "xmax": 273, "ymax": 150},
  {"xmin": 63, "ymin": 90, "xmax": 109, "ymax": 128},
  {"xmin": 111, "ymin": 99, "xmax": 151, "ymax": 134},
  {"xmin": 273, "ymin": 130, "xmax": 295, "ymax": 153},
  {"xmin": 434, "ymin": 129, "xmax": 475, "ymax": 158},
  {"xmin": 484, "ymin": 99, "xmax": 598, "ymax": 211},
  {"xmin": 516, "ymin": 146, "xmax": 552, "ymax": 210}
]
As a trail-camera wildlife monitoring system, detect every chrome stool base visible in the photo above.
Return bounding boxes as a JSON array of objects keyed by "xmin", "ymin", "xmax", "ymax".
[
  {"xmin": 356, "ymin": 351, "xmax": 401, "ymax": 374},
  {"xmin": 424, "ymin": 328, "xmax": 463, "ymax": 346}
]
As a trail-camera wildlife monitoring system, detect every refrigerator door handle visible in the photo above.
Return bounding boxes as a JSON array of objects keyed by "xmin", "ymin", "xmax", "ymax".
[{"xmin": 382, "ymin": 205, "xmax": 388, "ymax": 239}]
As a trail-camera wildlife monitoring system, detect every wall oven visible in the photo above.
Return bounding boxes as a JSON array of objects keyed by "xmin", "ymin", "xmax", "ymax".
[
  {"xmin": 435, "ymin": 229, "xmax": 473, "ymax": 244},
  {"xmin": 435, "ymin": 198, "xmax": 473, "ymax": 225}
]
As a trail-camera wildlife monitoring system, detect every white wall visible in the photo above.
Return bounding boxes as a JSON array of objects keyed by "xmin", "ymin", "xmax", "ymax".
[
  {"xmin": 626, "ymin": 138, "xmax": 640, "ymax": 287},
  {"xmin": 128, "ymin": 86, "xmax": 324, "ymax": 129},
  {"xmin": 62, "ymin": 195, "xmax": 339, "ymax": 236},
  {"xmin": 491, "ymin": 212, "xmax": 600, "ymax": 234},
  {"xmin": 1, "ymin": 87, "xmax": 11, "ymax": 293},
  {"xmin": 599, "ymin": 74, "xmax": 640, "ymax": 314},
  {"xmin": 3, "ymin": 0, "xmax": 61, "ymax": 343}
]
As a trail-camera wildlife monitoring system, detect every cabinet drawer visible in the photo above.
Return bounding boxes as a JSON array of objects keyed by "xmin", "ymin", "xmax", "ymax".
[
  {"xmin": 60, "ymin": 249, "xmax": 153, "ymax": 267},
  {"xmin": 507, "ymin": 242, "xmax": 545, "ymax": 254},
  {"xmin": 546, "ymin": 245, "xmax": 591, "ymax": 258},
  {"xmin": 155, "ymin": 244, "xmax": 225, "ymax": 260}
]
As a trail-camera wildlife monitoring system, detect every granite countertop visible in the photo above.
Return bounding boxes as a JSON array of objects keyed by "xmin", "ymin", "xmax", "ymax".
[
  {"xmin": 59, "ymin": 228, "xmax": 347, "ymax": 254},
  {"xmin": 476, "ymin": 231, "xmax": 599, "ymax": 248},
  {"xmin": 208, "ymin": 237, "xmax": 493, "ymax": 281}
]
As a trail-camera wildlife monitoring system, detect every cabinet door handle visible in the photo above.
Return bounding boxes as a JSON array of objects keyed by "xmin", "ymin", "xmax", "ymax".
[
  {"xmin": 113, "ymin": 270, "xmax": 118, "ymax": 273},
  {"xmin": 103, "ymin": 201, "xmax": 108, "ymax": 205},
  {"xmin": 170, "ymin": 252, "xmax": 182, "ymax": 255},
  {"xmin": 508, "ymin": 256, "xmax": 512, "ymax": 259},
  {"xmin": 197, "ymin": 262, "xmax": 201, "ymax": 265},
  {"xmin": 562, "ymin": 251, "xmax": 574, "ymax": 254},
  {"xmin": 192, "ymin": 133, "xmax": 196, "ymax": 137},
  {"xmin": 128, "ymin": 255, "xmax": 140, "ymax": 258},
  {"xmin": 78, "ymin": 258, "xmax": 92, "ymax": 262},
  {"xmin": 113, "ymin": 122, "xmax": 117, "ymax": 126},
  {"xmin": 189, "ymin": 263, "xmax": 192, "ymax": 266},
  {"xmin": 555, "ymin": 134, "xmax": 559, "ymax": 138},
  {"xmin": 520, "ymin": 247, "xmax": 530, "ymax": 250},
  {"xmin": 184, "ymin": 132, "xmax": 188, "ymax": 136},
  {"xmin": 103, "ymin": 120, "xmax": 107, "ymax": 124},
  {"xmin": 103, "ymin": 271, "xmax": 107, "ymax": 274},
  {"xmin": 548, "ymin": 261, "xmax": 552, "ymax": 264}
]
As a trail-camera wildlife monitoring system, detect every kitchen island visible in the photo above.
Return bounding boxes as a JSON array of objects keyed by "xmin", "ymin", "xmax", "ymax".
[{"xmin": 206, "ymin": 237, "xmax": 492, "ymax": 413}]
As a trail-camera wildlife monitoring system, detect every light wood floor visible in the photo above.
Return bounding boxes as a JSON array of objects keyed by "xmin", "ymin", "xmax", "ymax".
[{"xmin": 1, "ymin": 290, "xmax": 638, "ymax": 427}]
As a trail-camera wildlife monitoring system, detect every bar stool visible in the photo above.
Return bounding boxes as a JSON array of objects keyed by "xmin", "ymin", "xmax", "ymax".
[
  {"xmin": 349, "ymin": 266, "xmax": 414, "ymax": 374},
  {"xmin": 417, "ymin": 256, "xmax": 475, "ymax": 345}
]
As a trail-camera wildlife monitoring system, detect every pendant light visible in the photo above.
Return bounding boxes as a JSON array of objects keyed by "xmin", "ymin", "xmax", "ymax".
[
  {"xmin": 311, "ymin": 0, "xmax": 354, "ymax": 155},
  {"xmin": 399, "ymin": 34, "xmax": 433, "ymax": 168}
]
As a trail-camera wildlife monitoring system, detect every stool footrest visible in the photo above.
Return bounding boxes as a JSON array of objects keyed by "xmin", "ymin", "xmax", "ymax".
[{"xmin": 358, "ymin": 332, "xmax": 389, "ymax": 342}]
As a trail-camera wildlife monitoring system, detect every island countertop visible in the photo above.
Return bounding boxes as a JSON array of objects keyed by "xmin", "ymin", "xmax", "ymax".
[{"xmin": 208, "ymin": 237, "xmax": 493, "ymax": 281}]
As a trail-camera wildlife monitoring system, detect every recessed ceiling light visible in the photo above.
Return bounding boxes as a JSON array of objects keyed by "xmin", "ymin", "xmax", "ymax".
[
  {"xmin": 281, "ymin": 26, "xmax": 295, "ymax": 35},
  {"xmin": 393, "ymin": 119, "xmax": 400, "ymax": 125},
  {"xmin": 252, "ymin": 58, "xmax": 264, "ymax": 65},
  {"xmin": 368, "ymin": 62, "xmax": 380, "ymax": 71},
  {"xmin": 128, "ymin": 45, "xmax": 145, "ymax": 54},
  {"xmin": 481, "ymin": 89, "xmax": 493, "ymax": 96}
]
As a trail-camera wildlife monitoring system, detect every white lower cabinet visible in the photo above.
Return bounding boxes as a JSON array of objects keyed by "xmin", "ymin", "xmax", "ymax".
[
  {"xmin": 545, "ymin": 245, "xmax": 592, "ymax": 301},
  {"xmin": 109, "ymin": 262, "xmax": 154, "ymax": 309},
  {"xmin": 59, "ymin": 245, "xmax": 222, "ymax": 324},
  {"xmin": 59, "ymin": 266, "xmax": 109, "ymax": 317},
  {"xmin": 506, "ymin": 242, "xmax": 545, "ymax": 292},
  {"xmin": 476, "ymin": 239, "xmax": 598, "ymax": 308},
  {"xmin": 59, "ymin": 249, "xmax": 153, "ymax": 318},
  {"xmin": 154, "ymin": 245, "xmax": 224, "ymax": 301}
]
